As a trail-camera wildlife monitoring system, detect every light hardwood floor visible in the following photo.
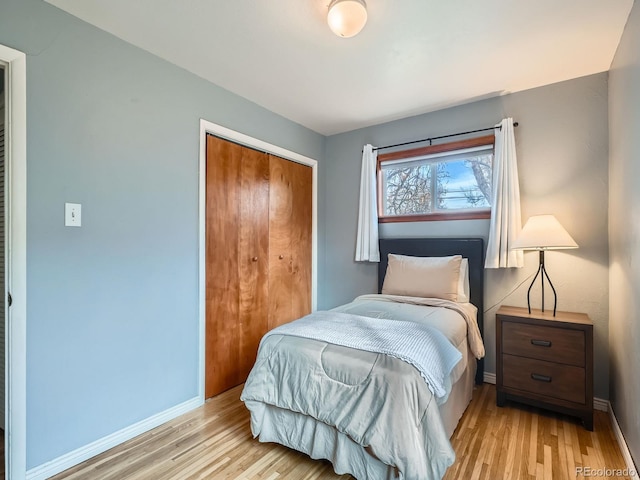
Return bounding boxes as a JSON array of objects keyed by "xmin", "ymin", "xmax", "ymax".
[{"xmin": 51, "ymin": 384, "xmax": 631, "ymax": 480}]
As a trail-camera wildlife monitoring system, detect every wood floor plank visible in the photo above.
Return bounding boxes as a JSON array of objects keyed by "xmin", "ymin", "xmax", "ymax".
[
  {"xmin": 543, "ymin": 444, "xmax": 552, "ymax": 480},
  {"xmin": 51, "ymin": 384, "xmax": 630, "ymax": 480},
  {"xmin": 556, "ymin": 419, "xmax": 569, "ymax": 479},
  {"xmin": 528, "ymin": 412, "xmax": 539, "ymax": 476}
]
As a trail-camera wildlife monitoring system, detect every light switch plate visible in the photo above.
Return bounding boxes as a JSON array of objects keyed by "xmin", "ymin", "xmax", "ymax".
[{"xmin": 65, "ymin": 203, "xmax": 82, "ymax": 227}]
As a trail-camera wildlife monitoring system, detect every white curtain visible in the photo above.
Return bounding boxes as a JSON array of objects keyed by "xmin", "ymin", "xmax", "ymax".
[
  {"xmin": 355, "ymin": 144, "xmax": 380, "ymax": 262},
  {"xmin": 485, "ymin": 118, "xmax": 524, "ymax": 268}
]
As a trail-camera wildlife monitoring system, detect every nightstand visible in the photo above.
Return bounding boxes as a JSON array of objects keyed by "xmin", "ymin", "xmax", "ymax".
[{"xmin": 496, "ymin": 305, "xmax": 593, "ymax": 430}]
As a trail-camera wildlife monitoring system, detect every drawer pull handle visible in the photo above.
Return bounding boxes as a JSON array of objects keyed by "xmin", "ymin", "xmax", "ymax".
[
  {"xmin": 531, "ymin": 373, "xmax": 552, "ymax": 383},
  {"xmin": 531, "ymin": 339, "xmax": 552, "ymax": 347}
]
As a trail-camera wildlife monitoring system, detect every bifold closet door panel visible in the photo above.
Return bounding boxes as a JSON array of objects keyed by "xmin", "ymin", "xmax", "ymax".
[
  {"xmin": 205, "ymin": 135, "xmax": 240, "ymax": 399},
  {"xmin": 289, "ymin": 159, "xmax": 312, "ymax": 320},
  {"xmin": 237, "ymin": 147, "xmax": 270, "ymax": 383},
  {"xmin": 205, "ymin": 135, "xmax": 269, "ymax": 398},
  {"xmin": 268, "ymin": 155, "xmax": 312, "ymax": 329},
  {"xmin": 268, "ymin": 155, "xmax": 293, "ymax": 329}
]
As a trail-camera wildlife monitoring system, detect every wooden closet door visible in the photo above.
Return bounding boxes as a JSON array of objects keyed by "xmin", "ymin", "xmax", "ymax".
[
  {"xmin": 268, "ymin": 155, "xmax": 312, "ymax": 329},
  {"xmin": 205, "ymin": 135, "xmax": 269, "ymax": 398}
]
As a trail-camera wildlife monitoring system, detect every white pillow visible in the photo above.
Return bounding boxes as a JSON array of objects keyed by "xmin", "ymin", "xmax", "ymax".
[
  {"xmin": 457, "ymin": 258, "xmax": 470, "ymax": 303},
  {"xmin": 382, "ymin": 254, "xmax": 462, "ymax": 301}
]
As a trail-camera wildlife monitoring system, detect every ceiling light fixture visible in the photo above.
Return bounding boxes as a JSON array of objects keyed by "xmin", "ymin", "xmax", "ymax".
[{"xmin": 327, "ymin": 0, "xmax": 368, "ymax": 38}]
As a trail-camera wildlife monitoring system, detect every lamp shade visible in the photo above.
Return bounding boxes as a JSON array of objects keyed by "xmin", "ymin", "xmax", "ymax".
[
  {"xmin": 511, "ymin": 214, "xmax": 578, "ymax": 250},
  {"xmin": 327, "ymin": 0, "xmax": 367, "ymax": 38}
]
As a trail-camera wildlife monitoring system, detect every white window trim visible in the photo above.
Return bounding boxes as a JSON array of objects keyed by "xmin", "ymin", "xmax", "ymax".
[{"xmin": 381, "ymin": 145, "xmax": 493, "ymax": 167}]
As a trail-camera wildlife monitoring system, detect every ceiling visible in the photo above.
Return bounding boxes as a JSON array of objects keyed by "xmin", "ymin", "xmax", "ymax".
[{"xmin": 45, "ymin": 0, "xmax": 634, "ymax": 136}]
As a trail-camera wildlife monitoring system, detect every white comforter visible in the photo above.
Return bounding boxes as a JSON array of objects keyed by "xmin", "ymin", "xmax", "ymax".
[
  {"xmin": 241, "ymin": 295, "xmax": 484, "ymax": 480},
  {"xmin": 260, "ymin": 310, "xmax": 462, "ymax": 399}
]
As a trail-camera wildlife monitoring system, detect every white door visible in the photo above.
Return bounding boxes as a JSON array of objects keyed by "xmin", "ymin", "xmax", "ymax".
[
  {"xmin": 0, "ymin": 43, "xmax": 27, "ymax": 480},
  {"xmin": 1, "ymin": 62, "xmax": 6, "ymax": 435}
]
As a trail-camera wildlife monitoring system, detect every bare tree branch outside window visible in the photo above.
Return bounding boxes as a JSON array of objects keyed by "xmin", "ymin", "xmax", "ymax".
[
  {"xmin": 382, "ymin": 153, "xmax": 492, "ymax": 215},
  {"xmin": 465, "ymin": 155, "xmax": 492, "ymax": 204},
  {"xmin": 384, "ymin": 165, "xmax": 431, "ymax": 215}
]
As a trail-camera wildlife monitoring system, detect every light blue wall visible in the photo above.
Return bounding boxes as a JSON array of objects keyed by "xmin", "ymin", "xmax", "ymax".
[
  {"xmin": 0, "ymin": 0, "xmax": 618, "ymax": 469},
  {"xmin": 609, "ymin": 0, "xmax": 640, "ymax": 468},
  {"xmin": 0, "ymin": 0, "xmax": 324, "ymax": 469},
  {"xmin": 322, "ymin": 74, "xmax": 610, "ymax": 398}
]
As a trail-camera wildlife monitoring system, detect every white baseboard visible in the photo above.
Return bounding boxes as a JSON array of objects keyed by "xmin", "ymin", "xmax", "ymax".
[
  {"xmin": 483, "ymin": 371, "xmax": 608, "ymax": 412},
  {"xmin": 483, "ymin": 372, "xmax": 496, "ymax": 384},
  {"xmin": 25, "ymin": 396, "xmax": 202, "ymax": 480},
  {"xmin": 608, "ymin": 402, "xmax": 639, "ymax": 474},
  {"xmin": 593, "ymin": 397, "xmax": 608, "ymax": 412}
]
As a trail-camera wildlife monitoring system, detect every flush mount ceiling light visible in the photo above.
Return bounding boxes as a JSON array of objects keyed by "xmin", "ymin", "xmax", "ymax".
[{"xmin": 327, "ymin": 0, "xmax": 368, "ymax": 38}]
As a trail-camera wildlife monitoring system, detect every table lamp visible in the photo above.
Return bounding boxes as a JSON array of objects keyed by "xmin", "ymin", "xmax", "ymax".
[{"xmin": 511, "ymin": 214, "xmax": 578, "ymax": 316}]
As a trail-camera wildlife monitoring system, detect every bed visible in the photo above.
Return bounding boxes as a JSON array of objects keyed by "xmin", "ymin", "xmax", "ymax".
[{"xmin": 241, "ymin": 238, "xmax": 485, "ymax": 480}]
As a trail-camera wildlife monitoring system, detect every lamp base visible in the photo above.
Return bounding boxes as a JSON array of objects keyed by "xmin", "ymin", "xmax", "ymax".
[{"xmin": 527, "ymin": 250, "xmax": 557, "ymax": 316}]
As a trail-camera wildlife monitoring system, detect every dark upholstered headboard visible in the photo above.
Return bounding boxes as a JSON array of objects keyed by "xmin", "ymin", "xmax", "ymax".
[{"xmin": 378, "ymin": 237, "xmax": 485, "ymax": 385}]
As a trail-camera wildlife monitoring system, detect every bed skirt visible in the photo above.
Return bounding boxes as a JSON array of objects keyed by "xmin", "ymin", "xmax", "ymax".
[{"xmin": 246, "ymin": 347, "xmax": 476, "ymax": 480}]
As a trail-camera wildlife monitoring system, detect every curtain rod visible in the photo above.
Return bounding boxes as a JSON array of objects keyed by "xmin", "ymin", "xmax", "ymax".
[{"xmin": 372, "ymin": 121, "xmax": 519, "ymax": 152}]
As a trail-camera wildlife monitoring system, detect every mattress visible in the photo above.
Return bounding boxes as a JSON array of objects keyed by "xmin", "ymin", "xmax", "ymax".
[{"xmin": 241, "ymin": 295, "xmax": 483, "ymax": 480}]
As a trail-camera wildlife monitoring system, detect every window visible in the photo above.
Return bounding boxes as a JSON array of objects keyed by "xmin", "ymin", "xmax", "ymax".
[{"xmin": 377, "ymin": 135, "xmax": 494, "ymax": 222}]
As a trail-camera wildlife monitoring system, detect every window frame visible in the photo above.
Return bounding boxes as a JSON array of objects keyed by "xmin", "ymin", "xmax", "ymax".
[{"xmin": 377, "ymin": 135, "xmax": 495, "ymax": 223}]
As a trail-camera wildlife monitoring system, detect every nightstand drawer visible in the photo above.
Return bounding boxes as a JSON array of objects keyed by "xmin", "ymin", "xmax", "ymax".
[
  {"xmin": 502, "ymin": 321, "xmax": 585, "ymax": 367},
  {"xmin": 502, "ymin": 354, "xmax": 585, "ymax": 404}
]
